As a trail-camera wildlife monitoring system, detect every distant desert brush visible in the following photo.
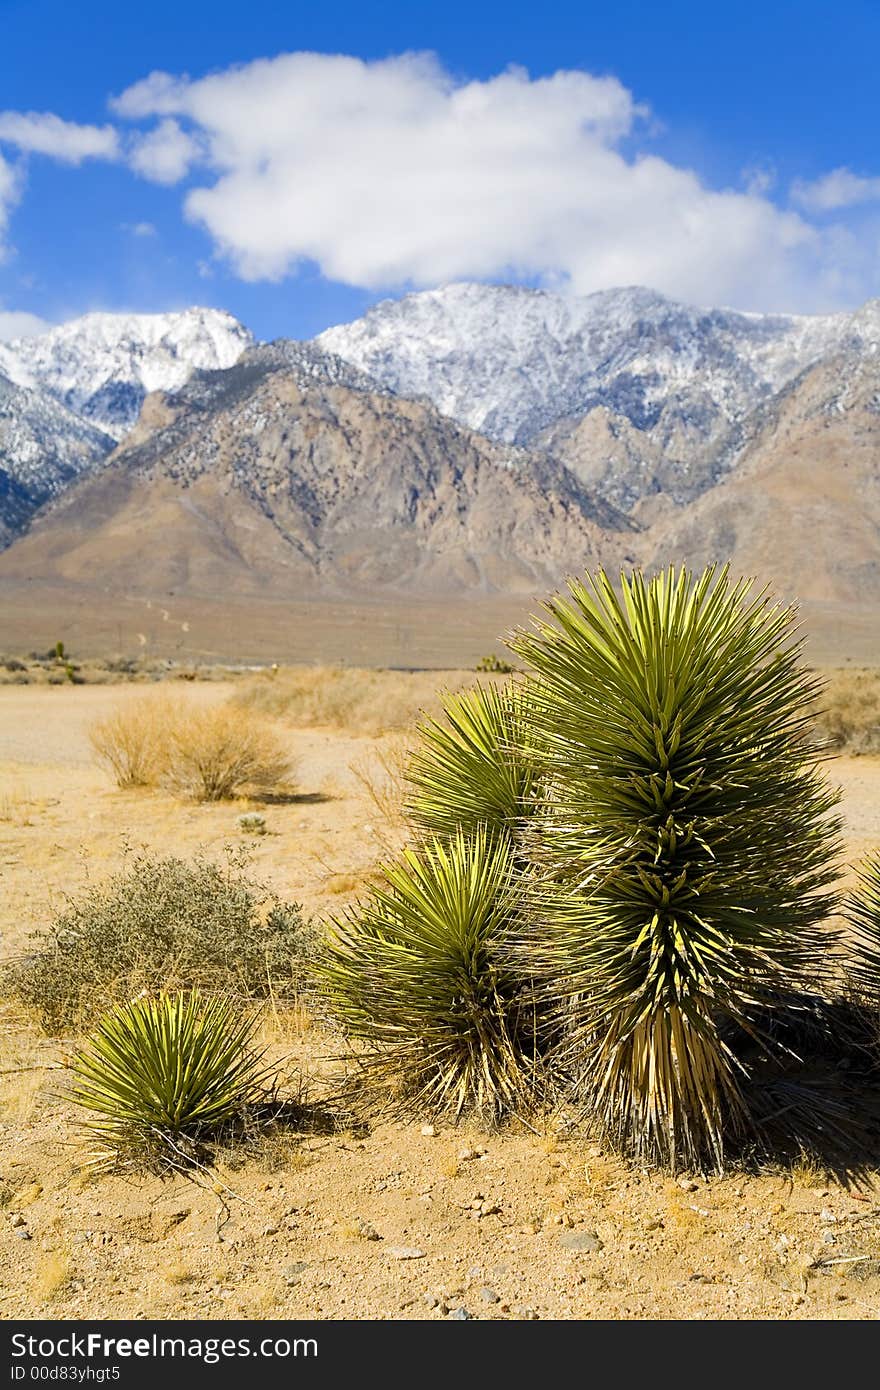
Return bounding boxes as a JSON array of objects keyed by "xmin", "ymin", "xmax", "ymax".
[
  {"xmin": 812, "ymin": 667, "xmax": 880, "ymax": 754},
  {"xmin": 232, "ymin": 664, "xmax": 484, "ymax": 735},
  {"xmin": 90, "ymin": 695, "xmax": 293, "ymax": 800}
]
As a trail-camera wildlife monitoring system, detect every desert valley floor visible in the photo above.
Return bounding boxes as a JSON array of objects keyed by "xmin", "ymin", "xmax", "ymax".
[{"xmin": 1, "ymin": 681, "xmax": 879, "ymax": 1321}]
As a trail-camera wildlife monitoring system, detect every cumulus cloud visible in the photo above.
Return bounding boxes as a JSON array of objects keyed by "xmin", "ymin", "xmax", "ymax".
[
  {"xmin": 128, "ymin": 118, "xmax": 202, "ymax": 184},
  {"xmin": 0, "ymin": 110, "xmax": 119, "ymax": 163},
  {"xmin": 0, "ymin": 308, "xmax": 49, "ymax": 340},
  {"xmin": 105, "ymin": 50, "xmax": 843, "ymax": 312},
  {"xmin": 792, "ymin": 167, "xmax": 880, "ymax": 212},
  {"xmin": 0, "ymin": 151, "xmax": 21, "ymax": 260}
]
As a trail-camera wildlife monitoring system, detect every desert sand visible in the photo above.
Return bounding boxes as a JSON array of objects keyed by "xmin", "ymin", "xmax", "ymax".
[{"xmin": 1, "ymin": 683, "xmax": 879, "ymax": 1321}]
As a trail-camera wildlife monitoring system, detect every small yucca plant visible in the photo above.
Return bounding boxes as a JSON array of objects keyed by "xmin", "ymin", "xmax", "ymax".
[
  {"xmin": 511, "ymin": 564, "xmax": 842, "ymax": 1168},
  {"xmin": 318, "ymin": 827, "xmax": 538, "ymax": 1118},
  {"xmin": 844, "ymin": 853, "xmax": 880, "ymax": 1007},
  {"xmin": 71, "ymin": 990, "xmax": 270, "ymax": 1169},
  {"xmin": 405, "ymin": 682, "xmax": 537, "ymax": 844}
]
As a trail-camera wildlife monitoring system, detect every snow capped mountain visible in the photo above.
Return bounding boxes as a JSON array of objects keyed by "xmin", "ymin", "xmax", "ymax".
[
  {"xmin": 0, "ymin": 372, "xmax": 114, "ymax": 545},
  {"xmin": 0, "ymin": 307, "xmax": 253, "ymax": 439},
  {"xmin": 316, "ymin": 280, "xmax": 867, "ymax": 449}
]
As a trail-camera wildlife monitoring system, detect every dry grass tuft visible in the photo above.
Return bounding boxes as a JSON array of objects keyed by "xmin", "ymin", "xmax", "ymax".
[
  {"xmin": 231, "ymin": 665, "xmax": 484, "ymax": 735},
  {"xmin": 160, "ymin": 704, "xmax": 293, "ymax": 802},
  {"xmin": 814, "ymin": 668, "xmax": 880, "ymax": 754},
  {"xmin": 348, "ymin": 735, "xmax": 412, "ymax": 851},
  {"xmin": 89, "ymin": 695, "xmax": 294, "ymax": 801},
  {"xmin": 31, "ymin": 1253, "xmax": 72, "ymax": 1304},
  {"xmin": 89, "ymin": 694, "xmax": 174, "ymax": 787}
]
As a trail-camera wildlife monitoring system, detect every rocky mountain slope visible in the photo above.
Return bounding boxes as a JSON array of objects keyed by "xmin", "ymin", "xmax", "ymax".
[
  {"xmin": 0, "ymin": 307, "xmax": 252, "ymax": 439},
  {"xmin": 0, "ymin": 342, "xmax": 635, "ymax": 599},
  {"xmin": 0, "ymin": 373, "xmax": 114, "ymax": 547},
  {"xmin": 648, "ymin": 345, "xmax": 880, "ymax": 605},
  {"xmin": 318, "ymin": 283, "xmax": 880, "ymax": 508}
]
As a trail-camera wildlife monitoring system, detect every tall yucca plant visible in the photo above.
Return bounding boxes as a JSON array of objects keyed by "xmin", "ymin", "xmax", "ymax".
[
  {"xmin": 844, "ymin": 853, "xmax": 880, "ymax": 1008},
  {"xmin": 511, "ymin": 564, "xmax": 842, "ymax": 1168},
  {"xmin": 405, "ymin": 682, "xmax": 537, "ymax": 844},
  {"xmin": 72, "ymin": 990, "xmax": 269, "ymax": 1168},
  {"xmin": 318, "ymin": 827, "xmax": 537, "ymax": 1118}
]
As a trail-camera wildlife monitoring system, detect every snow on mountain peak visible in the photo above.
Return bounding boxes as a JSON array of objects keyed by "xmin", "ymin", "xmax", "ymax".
[
  {"xmin": 316, "ymin": 281, "xmax": 859, "ymax": 447},
  {"xmin": 0, "ymin": 306, "xmax": 253, "ymax": 439}
]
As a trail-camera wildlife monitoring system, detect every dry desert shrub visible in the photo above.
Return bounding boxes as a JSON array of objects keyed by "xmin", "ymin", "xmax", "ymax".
[
  {"xmin": 90, "ymin": 696, "xmax": 294, "ymax": 800},
  {"xmin": 813, "ymin": 668, "xmax": 880, "ymax": 753},
  {"xmin": 231, "ymin": 664, "xmax": 481, "ymax": 735},
  {"xmin": 160, "ymin": 703, "xmax": 293, "ymax": 801},
  {"xmin": 89, "ymin": 693, "xmax": 175, "ymax": 787},
  {"xmin": 4, "ymin": 848, "xmax": 310, "ymax": 1032}
]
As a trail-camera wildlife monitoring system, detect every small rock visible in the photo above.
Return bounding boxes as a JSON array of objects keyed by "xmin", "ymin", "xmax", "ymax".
[
  {"xmin": 458, "ymin": 1148, "xmax": 479, "ymax": 1162},
  {"xmin": 355, "ymin": 1219, "xmax": 381, "ymax": 1241},
  {"xmin": 10, "ymin": 1214, "xmax": 26, "ymax": 1228},
  {"xmin": 467, "ymin": 1265, "xmax": 482, "ymax": 1279},
  {"xmin": 448, "ymin": 1307, "xmax": 471, "ymax": 1320},
  {"xmin": 388, "ymin": 1246, "xmax": 427, "ymax": 1260},
  {"xmin": 14, "ymin": 1227, "xmax": 31, "ymax": 1241},
  {"xmin": 421, "ymin": 1124, "xmax": 437, "ymax": 1138},
  {"xmin": 820, "ymin": 1209, "xmax": 836, "ymax": 1223},
  {"xmin": 423, "ymin": 1294, "xmax": 439, "ymax": 1309},
  {"xmin": 282, "ymin": 1261, "xmax": 309, "ymax": 1285},
  {"xmin": 644, "ymin": 1218, "xmax": 663, "ymax": 1232},
  {"xmin": 262, "ymin": 1224, "xmax": 280, "ymax": 1237},
  {"xmin": 479, "ymin": 1287, "xmax": 500, "ymax": 1304},
  {"xmin": 479, "ymin": 1202, "xmax": 501, "ymax": 1217},
  {"xmin": 520, "ymin": 1223, "xmax": 539, "ymax": 1235},
  {"xmin": 559, "ymin": 1230, "xmax": 603, "ymax": 1253},
  {"xmin": 823, "ymin": 1230, "xmax": 836, "ymax": 1245},
  {"xmin": 677, "ymin": 1178, "xmax": 699, "ymax": 1193}
]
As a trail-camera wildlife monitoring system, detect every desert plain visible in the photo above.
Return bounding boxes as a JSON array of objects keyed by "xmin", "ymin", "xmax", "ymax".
[{"xmin": 1, "ymin": 676, "xmax": 879, "ymax": 1322}]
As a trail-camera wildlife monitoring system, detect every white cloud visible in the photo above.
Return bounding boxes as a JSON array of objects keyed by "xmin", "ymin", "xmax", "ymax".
[
  {"xmin": 792, "ymin": 167, "xmax": 880, "ymax": 212},
  {"xmin": 106, "ymin": 50, "xmax": 846, "ymax": 312},
  {"xmin": 0, "ymin": 110, "xmax": 119, "ymax": 163},
  {"xmin": 128, "ymin": 118, "xmax": 202, "ymax": 184},
  {"xmin": 0, "ymin": 308, "xmax": 49, "ymax": 340},
  {"xmin": 121, "ymin": 220, "xmax": 158, "ymax": 237},
  {"xmin": 0, "ymin": 151, "xmax": 21, "ymax": 260}
]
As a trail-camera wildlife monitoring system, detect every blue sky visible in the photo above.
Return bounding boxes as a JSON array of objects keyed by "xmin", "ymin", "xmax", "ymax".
[{"xmin": 0, "ymin": 0, "xmax": 878, "ymax": 341}]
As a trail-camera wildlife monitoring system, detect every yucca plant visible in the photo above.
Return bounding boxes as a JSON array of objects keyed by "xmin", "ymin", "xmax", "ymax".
[
  {"xmin": 71, "ymin": 990, "xmax": 270, "ymax": 1169},
  {"xmin": 405, "ymin": 682, "xmax": 537, "ymax": 844},
  {"xmin": 844, "ymin": 853, "xmax": 880, "ymax": 1008},
  {"xmin": 511, "ymin": 564, "xmax": 842, "ymax": 1168},
  {"xmin": 318, "ymin": 827, "xmax": 538, "ymax": 1118}
]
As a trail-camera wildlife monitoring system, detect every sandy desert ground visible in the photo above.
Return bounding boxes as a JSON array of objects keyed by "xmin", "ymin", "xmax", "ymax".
[{"xmin": 1, "ymin": 682, "xmax": 879, "ymax": 1322}]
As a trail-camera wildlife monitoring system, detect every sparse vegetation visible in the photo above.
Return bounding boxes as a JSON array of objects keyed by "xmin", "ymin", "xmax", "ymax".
[
  {"xmin": 318, "ymin": 827, "xmax": 540, "ymax": 1118},
  {"xmin": 160, "ymin": 704, "xmax": 293, "ymax": 801},
  {"xmin": 476, "ymin": 652, "xmax": 515, "ymax": 673},
  {"xmin": 232, "ymin": 664, "xmax": 483, "ymax": 734},
  {"xmin": 72, "ymin": 991, "xmax": 272, "ymax": 1171},
  {"xmin": 89, "ymin": 694, "xmax": 172, "ymax": 787},
  {"xmin": 5, "ymin": 849, "xmax": 310, "ymax": 1032},
  {"xmin": 89, "ymin": 695, "xmax": 294, "ymax": 800},
  {"xmin": 812, "ymin": 667, "xmax": 880, "ymax": 753}
]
